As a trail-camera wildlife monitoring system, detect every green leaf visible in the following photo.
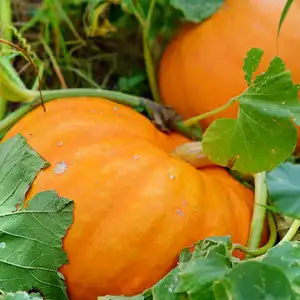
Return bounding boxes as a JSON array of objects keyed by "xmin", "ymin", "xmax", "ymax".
[
  {"xmin": 214, "ymin": 261, "xmax": 296, "ymax": 300},
  {"xmin": 202, "ymin": 50, "xmax": 300, "ymax": 173},
  {"xmin": 152, "ymin": 236, "xmax": 235, "ymax": 300},
  {"xmin": 0, "ymin": 134, "xmax": 48, "ymax": 213},
  {"xmin": 243, "ymin": 48, "xmax": 264, "ymax": 86},
  {"xmin": 0, "ymin": 134, "xmax": 74, "ymax": 300},
  {"xmin": 0, "ymin": 291, "xmax": 43, "ymax": 300},
  {"xmin": 120, "ymin": 0, "xmax": 149, "ymax": 17},
  {"xmin": 117, "ymin": 72, "xmax": 148, "ymax": 95},
  {"xmin": 175, "ymin": 254, "xmax": 231, "ymax": 299},
  {"xmin": 152, "ymin": 268, "xmax": 184, "ymax": 300},
  {"xmin": 266, "ymin": 162, "xmax": 300, "ymax": 219},
  {"xmin": 262, "ymin": 242, "xmax": 300, "ymax": 295},
  {"xmin": 278, "ymin": 0, "xmax": 294, "ymax": 37},
  {"xmin": 169, "ymin": 0, "xmax": 224, "ymax": 23}
]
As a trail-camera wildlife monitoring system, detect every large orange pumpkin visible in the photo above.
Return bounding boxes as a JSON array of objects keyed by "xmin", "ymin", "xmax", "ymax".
[
  {"xmin": 4, "ymin": 97, "xmax": 256, "ymax": 299},
  {"xmin": 158, "ymin": 0, "xmax": 300, "ymax": 146}
]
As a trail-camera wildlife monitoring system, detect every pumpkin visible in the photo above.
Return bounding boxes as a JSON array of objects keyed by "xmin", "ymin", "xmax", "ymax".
[
  {"xmin": 4, "ymin": 97, "xmax": 256, "ymax": 299},
  {"xmin": 158, "ymin": 0, "xmax": 300, "ymax": 146}
]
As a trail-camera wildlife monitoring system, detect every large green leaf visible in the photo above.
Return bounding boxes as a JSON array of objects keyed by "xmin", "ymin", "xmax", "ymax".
[
  {"xmin": 202, "ymin": 48, "xmax": 300, "ymax": 173},
  {"xmin": 169, "ymin": 0, "xmax": 224, "ymax": 23},
  {"xmin": 151, "ymin": 268, "xmax": 184, "ymax": 300},
  {"xmin": 0, "ymin": 134, "xmax": 74, "ymax": 299},
  {"xmin": 266, "ymin": 162, "xmax": 300, "ymax": 218},
  {"xmin": 175, "ymin": 254, "xmax": 231, "ymax": 299},
  {"xmin": 213, "ymin": 261, "xmax": 295, "ymax": 300},
  {"xmin": 263, "ymin": 242, "xmax": 300, "ymax": 294}
]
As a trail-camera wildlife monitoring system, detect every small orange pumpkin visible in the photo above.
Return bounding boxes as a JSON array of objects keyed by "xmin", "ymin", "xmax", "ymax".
[
  {"xmin": 4, "ymin": 97, "xmax": 257, "ymax": 299},
  {"xmin": 158, "ymin": 0, "xmax": 300, "ymax": 147}
]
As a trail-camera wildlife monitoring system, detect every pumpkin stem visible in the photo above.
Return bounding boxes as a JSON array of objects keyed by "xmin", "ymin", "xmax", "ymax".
[
  {"xmin": 278, "ymin": 219, "xmax": 300, "ymax": 244},
  {"xmin": 233, "ymin": 211, "xmax": 277, "ymax": 257},
  {"xmin": 246, "ymin": 172, "xmax": 268, "ymax": 255},
  {"xmin": 183, "ymin": 97, "xmax": 237, "ymax": 127},
  {"xmin": 0, "ymin": 86, "xmax": 202, "ymax": 140},
  {"xmin": 171, "ymin": 141, "xmax": 216, "ymax": 168}
]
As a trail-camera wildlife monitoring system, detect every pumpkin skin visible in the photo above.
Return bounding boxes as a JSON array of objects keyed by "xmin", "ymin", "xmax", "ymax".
[
  {"xmin": 4, "ymin": 97, "xmax": 255, "ymax": 299},
  {"xmin": 158, "ymin": 0, "xmax": 300, "ymax": 147}
]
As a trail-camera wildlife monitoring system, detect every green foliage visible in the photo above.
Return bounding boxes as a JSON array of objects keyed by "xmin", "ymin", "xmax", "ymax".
[
  {"xmin": 277, "ymin": 0, "xmax": 294, "ymax": 37},
  {"xmin": 267, "ymin": 162, "xmax": 300, "ymax": 218},
  {"xmin": 13, "ymin": 0, "xmax": 224, "ymax": 96},
  {"xmin": 4, "ymin": 1, "xmax": 300, "ymax": 299},
  {"xmin": 242, "ymin": 48, "xmax": 264, "ymax": 86},
  {"xmin": 262, "ymin": 241, "xmax": 300, "ymax": 293},
  {"xmin": 101, "ymin": 237, "xmax": 300, "ymax": 299},
  {"xmin": 0, "ymin": 135, "xmax": 73, "ymax": 299},
  {"xmin": 170, "ymin": 0, "xmax": 224, "ymax": 23},
  {"xmin": 202, "ymin": 48, "xmax": 300, "ymax": 173},
  {"xmin": 214, "ymin": 261, "xmax": 294, "ymax": 299},
  {"xmin": 117, "ymin": 71, "xmax": 148, "ymax": 95}
]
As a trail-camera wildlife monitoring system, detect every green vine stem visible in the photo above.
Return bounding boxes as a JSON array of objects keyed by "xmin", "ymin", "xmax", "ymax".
[
  {"xmin": 183, "ymin": 98, "xmax": 237, "ymax": 127},
  {"xmin": 143, "ymin": 0, "xmax": 161, "ymax": 103},
  {"xmin": 246, "ymin": 172, "xmax": 268, "ymax": 256},
  {"xmin": 0, "ymin": 88, "xmax": 202, "ymax": 141},
  {"xmin": 233, "ymin": 212, "xmax": 277, "ymax": 257},
  {"xmin": 0, "ymin": 0, "xmax": 12, "ymax": 119},
  {"xmin": 31, "ymin": 63, "xmax": 45, "ymax": 91},
  {"xmin": 0, "ymin": 0, "xmax": 12, "ymax": 45},
  {"xmin": 279, "ymin": 219, "xmax": 300, "ymax": 244},
  {"xmin": 132, "ymin": 0, "xmax": 161, "ymax": 103}
]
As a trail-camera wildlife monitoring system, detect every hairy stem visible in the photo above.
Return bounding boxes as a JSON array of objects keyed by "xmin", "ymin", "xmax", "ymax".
[
  {"xmin": 233, "ymin": 212, "xmax": 277, "ymax": 256},
  {"xmin": 246, "ymin": 172, "xmax": 268, "ymax": 255},
  {"xmin": 279, "ymin": 219, "xmax": 300, "ymax": 244},
  {"xmin": 183, "ymin": 98, "xmax": 237, "ymax": 127}
]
